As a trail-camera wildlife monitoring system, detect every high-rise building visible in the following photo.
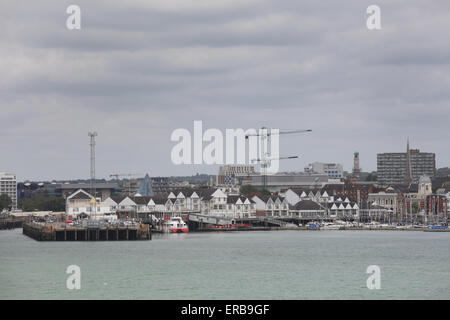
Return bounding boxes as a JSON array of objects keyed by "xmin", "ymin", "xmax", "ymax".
[
  {"xmin": 0, "ymin": 172, "xmax": 17, "ymax": 210},
  {"xmin": 377, "ymin": 141, "xmax": 436, "ymax": 186}
]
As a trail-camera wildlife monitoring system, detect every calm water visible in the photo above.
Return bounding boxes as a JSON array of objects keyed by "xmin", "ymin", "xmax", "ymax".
[{"xmin": 0, "ymin": 229, "xmax": 449, "ymax": 299}]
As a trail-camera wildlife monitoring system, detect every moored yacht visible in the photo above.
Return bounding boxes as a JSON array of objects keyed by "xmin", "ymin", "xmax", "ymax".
[{"xmin": 321, "ymin": 222, "xmax": 341, "ymax": 230}]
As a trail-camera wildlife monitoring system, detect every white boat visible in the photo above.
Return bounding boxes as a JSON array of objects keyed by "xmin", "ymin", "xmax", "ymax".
[
  {"xmin": 321, "ymin": 223, "xmax": 341, "ymax": 230},
  {"xmin": 162, "ymin": 217, "xmax": 189, "ymax": 233}
]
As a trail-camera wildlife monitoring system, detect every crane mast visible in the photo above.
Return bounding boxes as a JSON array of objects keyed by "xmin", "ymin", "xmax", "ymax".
[{"xmin": 248, "ymin": 127, "xmax": 312, "ymax": 190}]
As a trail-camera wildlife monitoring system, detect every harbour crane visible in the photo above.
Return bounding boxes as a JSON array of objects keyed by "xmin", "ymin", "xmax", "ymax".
[
  {"xmin": 246, "ymin": 128, "xmax": 312, "ymax": 190},
  {"xmin": 109, "ymin": 173, "xmax": 144, "ymax": 196}
]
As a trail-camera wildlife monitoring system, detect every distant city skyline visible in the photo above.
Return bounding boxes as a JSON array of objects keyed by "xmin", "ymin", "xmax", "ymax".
[{"xmin": 2, "ymin": 1, "xmax": 450, "ymax": 181}]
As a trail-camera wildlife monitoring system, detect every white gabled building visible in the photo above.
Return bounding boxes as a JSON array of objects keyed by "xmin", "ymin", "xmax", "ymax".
[
  {"xmin": 66, "ymin": 187, "xmax": 256, "ymax": 219},
  {"xmin": 66, "ymin": 189, "xmax": 116, "ymax": 218},
  {"xmin": 252, "ymin": 195, "xmax": 290, "ymax": 217},
  {"xmin": 199, "ymin": 189, "xmax": 256, "ymax": 218}
]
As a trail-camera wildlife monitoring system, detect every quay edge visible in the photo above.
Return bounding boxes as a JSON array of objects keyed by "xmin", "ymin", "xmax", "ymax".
[{"xmin": 22, "ymin": 222, "xmax": 151, "ymax": 241}]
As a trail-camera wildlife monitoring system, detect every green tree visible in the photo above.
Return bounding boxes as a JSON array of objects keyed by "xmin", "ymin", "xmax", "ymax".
[
  {"xmin": 411, "ymin": 203, "xmax": 420, "ymax": 214},
  {"xmin": 239, "ymin": 185, "xmax": 271, "ymax": 197},
  {"xmin": 0, "ymin": 194, "xmax": 12, "ymax": 211},
  {"xmin": 19, "ymin": 196, "xmax": 65, "ymax": 212},
  {"xmin": 240, "ymin": 185, "xmax": 257, "ymax": 195}
]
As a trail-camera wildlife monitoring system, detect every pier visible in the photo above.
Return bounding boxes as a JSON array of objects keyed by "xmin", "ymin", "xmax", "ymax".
[
  {"xmin": 22, "ymin": 222, "xmax": 151, "ymax": 241},
  {"xmin": 0, "ymin": 217, "xmax": 24, "ymax": 230}
]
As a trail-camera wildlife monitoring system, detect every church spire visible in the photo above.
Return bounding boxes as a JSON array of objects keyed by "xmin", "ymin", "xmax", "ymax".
[{"xmin": 405, "ymin": 138, "xmax": 413, "ymax": 184}]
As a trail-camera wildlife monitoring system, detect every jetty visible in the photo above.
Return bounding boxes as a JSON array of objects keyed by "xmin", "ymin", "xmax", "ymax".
[
  {"xmin": 0, "ymin": 217, "xmax": 24, "ymax": 230},
  {"xmin": 22, "ymin": 221, "xmax": 151, "ymax": 241}
]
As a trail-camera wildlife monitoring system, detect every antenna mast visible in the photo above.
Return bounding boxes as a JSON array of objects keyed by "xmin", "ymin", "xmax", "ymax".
[{"xmin": 88, "ymin": 132, "xmax": 98, "ymax": 198}]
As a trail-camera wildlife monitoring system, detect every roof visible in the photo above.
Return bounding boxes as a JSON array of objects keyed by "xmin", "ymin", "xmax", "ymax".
[
  {"xmin": 110, "ymin": 195, "xmax": 126, "ymax": 204},
  {"xmin": 419, "ymin": 175, "xmax": 431, "ymax": 184},
  {"xmin": 257, "ymin": 195, "xmax": 285, "ymax": 202},
  {"xmin": 132, "ymin": 196, "xmax": 153, "ymax": 205},
  {"xmin": 170, "ymin": 188, "xmax": 196, "ymax": 197},
  {"xmin": 196, "ymin": 188, "xmax": 218, "ymax": 200},
  {"xmin": 151, "ymin": 197, "xmax": 168, "ymax": 205},
  {"xmin": 68, "ymin": 189, "xmax": 92, "ymax": 200},
  {"xmin": 293, "ymin": 200, "xmax": 322, "ymax": 211},
  {"xmin": 226, "ymin": 195, "xmax": 255, "ymax": 204}
]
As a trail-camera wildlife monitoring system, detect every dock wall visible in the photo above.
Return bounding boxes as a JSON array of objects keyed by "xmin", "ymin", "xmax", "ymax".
[{"xmin": 23, "ymin": 222, "xmax": 151, "ymax": 241}]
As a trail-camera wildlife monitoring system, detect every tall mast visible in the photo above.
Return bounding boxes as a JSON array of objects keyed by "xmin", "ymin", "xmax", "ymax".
[{"xmin": 88, "ymin": 132, "xmax": 98, "ymax": 198}]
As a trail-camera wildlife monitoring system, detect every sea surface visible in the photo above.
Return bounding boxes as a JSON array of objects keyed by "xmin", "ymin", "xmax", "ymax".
[{"xmin": 0, "ymin": 229, "xmax": 449, "ymax": 300}]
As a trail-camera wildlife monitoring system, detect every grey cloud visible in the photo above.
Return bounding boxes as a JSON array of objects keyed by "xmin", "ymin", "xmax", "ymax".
[{"xmin": 1, "ymin": 0, "xmax": 450, "ymax": 180}]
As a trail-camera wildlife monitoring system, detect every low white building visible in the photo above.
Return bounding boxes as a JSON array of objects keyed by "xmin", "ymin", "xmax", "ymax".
[
  {"xmin": 200, "ymin": 189, "xmax": 256, "ymax": 218},
  {"xmin": 305, "ymin": 162, "xmax": 344, "ymax": 179},
  {"xmin": 66, "ymin": 189, "xmax": 116, "ymax": 218}
]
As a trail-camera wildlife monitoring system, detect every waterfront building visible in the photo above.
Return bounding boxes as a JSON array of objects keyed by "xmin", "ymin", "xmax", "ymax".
[
  {"xmin": 0, "ymin": 172, "xmax": 17, "ymax": 210},
  {"xmin": 359, "ymin": 202, "xmax": 391, "ymax": 222},
  {"xmin": 377, "ymin": 140, "xmax": 436, "ymax": 186},
  {"xmin": 66, "ymin": 187, "xmax": 256, "ymax": 219},
  {"xmin": 368, "ymin": 189, "xmax": 399, "ymax": 214},
  {"xmin": 444, "ymin": 187, "xmax": 450, "ymax": 217},
  {"xmin": 281, "ymin": 188, "xmax": 359, "ymax": 219},
  {"xmin": 199, "ymin": 189, "xmax": 256, "ymax": 218},
  {"xmin": 252, "ymin": 195, "xmax": 290, "ymax": 217},
  {"xmin": 290, "ymin": 200, "xmax": 327, "ymax": 219},
  {"xmin": 425, "ymin": 194, "xmax": 448, "ymax": 222},
  {"xmin": 284, "ymin": 188, "xmax": 331, "ymax": 206},
  {"xmin": 65, "ymin": 189, "xmax": 116, "ymax": 217},
  {"xmin": 325, "ymin": 198, "xmax": 359, "ymax": 220},
  {"xmin": 305, "ymin": 162, "xmax": 344, "ymax": 179}
]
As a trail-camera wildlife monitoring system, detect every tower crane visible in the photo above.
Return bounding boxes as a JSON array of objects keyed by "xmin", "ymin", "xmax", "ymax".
[{"xmin": 246, "ymin": 128, "xmax": 312, "ymax": 190}]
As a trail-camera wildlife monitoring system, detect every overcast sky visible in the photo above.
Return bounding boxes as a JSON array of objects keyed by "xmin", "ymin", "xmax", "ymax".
[{"xmin": 1, "ymin": 0, "xmax": 449, "ymax": 181}]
